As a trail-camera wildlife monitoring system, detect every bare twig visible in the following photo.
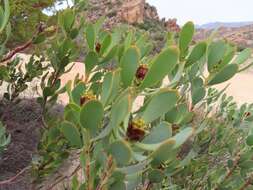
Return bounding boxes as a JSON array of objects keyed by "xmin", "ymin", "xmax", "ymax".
[
  {"xmin": 96, "ymin": 156, "xmax": 114, "ymax": 190},
  {"xmin": 45, "ymin": 164, "xmax": 81, "ymax": 190},
  {"xmin": 0, "ymin": 40, "xmax": 33, "ymax": 63},
  {"xmin": 85, "ymin": 149, "xmax": 92, "ymax": 190},
  {"xmin": 143, "ymin": 181, "xmax": 152, "ymax": 190},
  {"xmin": 0, "ymin": 24, "xmax": 57, "ymax": 63},
  {"xmin": 0, "ymin": 166, "xmax": 30, "ymax": 185}
]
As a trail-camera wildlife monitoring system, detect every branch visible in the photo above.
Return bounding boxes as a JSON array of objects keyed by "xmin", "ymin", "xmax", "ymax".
[
  {"xmin": 45, "ymin": 165, "xmax": 81, "ymax": 190},
  {"xmin": 144, "ymin": 181, "xmax": 152, "ymax": 190},
  {"xmin": 96, "ymin": 156, "xmax": 114, "ymax": 190},
  {"xmin": 0, "ymin": 24, "xmax": 56, "ymax": 64},
  {"xmin": 0, "ymin": 40, "xmax": 33, "ymax": 63},
  {"xmin": 0, "ymin": 166, "xmax": 30, "ymax": 185}
]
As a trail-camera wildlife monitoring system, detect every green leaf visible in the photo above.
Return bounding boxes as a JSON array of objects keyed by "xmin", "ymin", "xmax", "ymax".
[
  {"xmin": 32, "ymin": 34, "xmax": 46, "ymax": 44},
  {"xmin": 108, "ymin": 140, "xmax": 132, "ymax": 166},
  {"xmin": 208, "ymin": 41, "xmax": 227, "ymax": 72},
  {"xmin": 142, "ymin": 89, "xmax": 178, "ymax": 123},
  {"xmin": 110, "ymin": 181, "xmax": 126, "ymax": 190},
  {"xmin": 59, "ymin": 9, "xmax": 75, "ymax": 33},
  {"xmin": 64, "ymin": 103, "xmax": 80, "ymax": 125},
  {"xmin": 124, "ymin": 30, "xmax": 134, "ymax": 51},
  {"xmin": 207, "ymin": 64, "xmax": 238, "ymax": 85},
  {"xmin": 71, "ymin": 82, "xmax": 86, "ymax": 105},
  {"xmin": 136, "ymin": 34, "xmax": 153, "ymax": 58},
  {"xmin": 85, "ymin": 51, "xmax": 98, "ymax": 74},
  {"xmin": 191, "ymin": 77, "xmax": 206, "ymax": 105},
  {"xmin": 186, "ymin": 41, "xmax": 207, "ymax": 67},
  {"xmin": 142, "ymin": 122, "xmax": 172, "ymax": 144},
  {"xmin": 61, "ymin": 121, "xmax": 82, "ymax": 148},
  {"xmin": 70, "ymin": 28, "xmax": 79, "ymax": 39},
  {"xmin": 239, "ymin": 160, "xmax": 253, "ymax": 169},
  {"xmin": 179, "ymin": 22, "xmax": 195, "ymax": 58},
  {"xmin": 110, "ymin": 91, "xmax": 131, "ymax": 129},
  {"xmin": 0, "ymin": 65, "xmax": 9, "ymax": 80},
  {"xmin": 246, "ymin": 135, "xmax": 253, "ymax": 146},
  {"xmin": 173, "ymin": 127, "xmax": 193, "ymax": 149},
  {"xmin": 106, "ymin": 70, "xmax": 121, "ymax": 104},
  {"xmin": 86, "ymin": 23, "xmax": 96, "ymax": 50},
  {"xmin": 0, "ymin": 0, "xmax": 10, "ymax": 33},
  {"xmin": 94, "ymin": 17, "xmax": 105, "ymax": 35},
  {"xmin": 43, "ymin": 87, "xmax": 55, "ymax": 97},
  {"xmin": 117, "ymin": 161, "xmax": 148, "ymax": 175},
  {"xmin": 192, "ymin": 87, "xmax": 206, "ymax": 106},
  {"xmin": 234, "ymin": 48, "xmax": 252, "ymax": 65},
  {"xmin": 100, "ymin": 33, "xmax": 112, "ymax": 55},
  {"xmin": 151, "ymin": 139, "xmax": 176, "ymax": 165},
  {"xmin": 120, "ymin": 47, "xmax": 139, "ymax": 88},
  {"xmin": 165, "ymin": 103, "xmax": 191, "ymax": 124},
  {"xmin": 80, "ymin": 100, "xmax": 104, "ymax": 136},
  {"xmin": 101, "ymin": 45, "xmax": 118, "ymax": 63},
  {"xmin": 101, "ymin": 72, "xmax": 113, "ymax": 105},
  {"xmin": 221, "ymin": 45, "xmax": 236, "ymax": 66},
  {"xmin": 166, "ymin": 32, "xmax": 175, "ymax": 47},
  {"xmin": 148, "ymin": 169, "xmax": 164, "ymax": 183},
  {"xmin": 0, "ymin": 7, "xmax": 4, "ymax": 29},
  {"xmin": 101, "ymin": 70, "xmax": 121, "ymax": 106},
  {"xmin": 140, "ymin": 47, "xmax": 179, "ymax": 89}
]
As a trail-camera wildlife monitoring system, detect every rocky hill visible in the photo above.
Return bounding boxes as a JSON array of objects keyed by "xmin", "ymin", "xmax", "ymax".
[
  {"xmin": 195, "ymin": 24, "xmax": 253, "ymax": 49},
  {"xmin": 85, "ymin": 0, "xmax": 253, "ymax": 50},
  {"xmin": 85, "ymin": 0, "xmax": 180, "ymax": 32},
  {"xmin": 197, "ymin": 21, "xmax": 253, "ymax": 29}
]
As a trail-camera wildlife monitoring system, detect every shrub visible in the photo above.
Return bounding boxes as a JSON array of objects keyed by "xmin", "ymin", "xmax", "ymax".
[
  {"xmin": 33, "ymin": 6, "xmax": 253, "ymax": 189},
  {"xmin": 1, "ymin": 1, "xmax": 253, "ymax": 189}
]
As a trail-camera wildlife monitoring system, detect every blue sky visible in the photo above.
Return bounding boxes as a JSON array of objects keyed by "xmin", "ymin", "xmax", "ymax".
[{"xmin": 147, "ymin": 0, "xmax": 253, "ymax": 25}]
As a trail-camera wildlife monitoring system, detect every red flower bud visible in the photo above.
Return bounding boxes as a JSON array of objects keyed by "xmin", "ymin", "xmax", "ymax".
[
  {"xmin": 126, "ymin": 119, "xmax": 146, "ymax": 141},
  {"xmin": 80, "ymin": 91, "xmax": 96, "ymax": 106},
  {"xmin": 245, "ymin": 112, "xmax": 251, "ymax": 117},
  {"xmin": 136, "ymin": 64, "xmax": 148, "ymax": 80},
  {"xmin": 95, "ymin": 43, "xmax": 101, "ymax": 53}
]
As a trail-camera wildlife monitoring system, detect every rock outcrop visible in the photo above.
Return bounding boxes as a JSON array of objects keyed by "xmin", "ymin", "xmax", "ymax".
[
  {"xmin": 165, "ymin": 18, "xmax": 181, "ymax": 33},
  {"xmin": 119, "ymin": 0, "xmax": 145, "ymax": 24},
  {"xmin": 85, "ymin": 0, "xmax": 179, "ymax": 31}
]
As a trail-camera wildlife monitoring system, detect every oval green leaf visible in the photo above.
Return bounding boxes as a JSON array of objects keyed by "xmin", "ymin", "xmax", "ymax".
[
  {"xmin": 108, "ymin": 140, "xmax": 132, "ymax": 166},
  {"xmin": 61, "ymin": 121, "xmax": 82, "ymax": 148},
  {"xmin": 207, "ymin": 41, "xmax": 227, "ymax": 72},
  {"xmin": 186, "ymin": 41, "xmax": 207, "ymax": 67},
  {"xmin": 80, "ymin": 100, "xmax": 104, "ymax": 137},
  {"xmin": 140, "ymin": 47, "xmax": 179, "ymax": 89},
  {"xmin": 142, "ymin": 89, "xmax": 178, "ymax": 123},
  {"xmin": 179, "ymin": 21, "xmax": 195, "ymax": 58},
  {"xmin": 120, "ymin": 47, "xmax": 140, "ymax": 88},
  {"xmin": 207, "ymin": 64, "xmax": 238, "ymax": 86}
]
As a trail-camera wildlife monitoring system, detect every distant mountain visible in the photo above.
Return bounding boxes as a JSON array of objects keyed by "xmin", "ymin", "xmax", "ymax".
[
  {"xmin": 195, "ymin": 24, "xmax": 253, "ymax": 49},
  {"xmin": 197, "ymin": 21, "xmax": 253, "ymax": 29}
]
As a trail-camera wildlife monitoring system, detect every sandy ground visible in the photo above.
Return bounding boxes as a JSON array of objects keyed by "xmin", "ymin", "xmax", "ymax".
[
  {"xmin": 215, "ymin": 72, "xmax": 253, "ymax": 105},
  {"xmin": 2, "ymin": 54, "xmax": 253, "ymax": 105}
]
